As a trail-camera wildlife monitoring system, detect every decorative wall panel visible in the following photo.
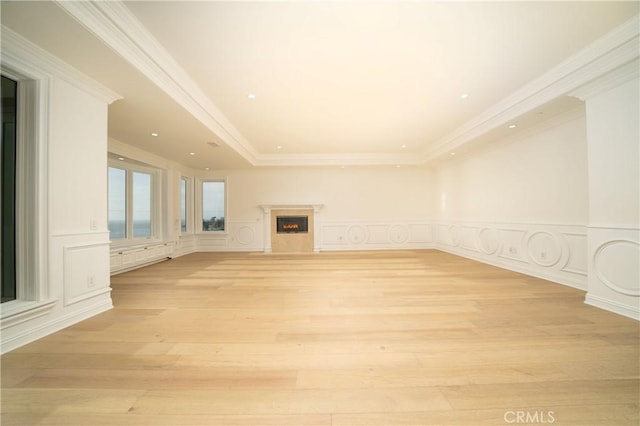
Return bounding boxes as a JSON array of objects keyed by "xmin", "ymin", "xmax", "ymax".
[
  {"xmin": 110, "ymin": 241, "xmax": 175, "ymax": 274},
  {"xmin": 435, "ymin": 222, "xmax": 588, "ymax": 290},
  {"xmin": 525, "ymin": 231, "xmax": 564, "ymax": 267},
  {"xmin": 347, "ymin": 225, "xmax": 367, "ymax": 245},
  {"xmin": 196, "ymin": 221, "xmax": 263, "ymax": 252},
  {"xmin": 64, "ymin": 242, "xmax": 111, "ymax": 306},
  {"xmin": 477, "ymin": 227, "xmax": 501, "ymax": 255},
  {"xmin": 321, "ymin": 221, "xmax": 434, "ymax": 250},
  {"xmin": 586, "ymin": 226, "xmax": 639, "ymax": 319},
  {"xmin": 594, "ymin": 240, "xmax": 639, "ymax": 296}
]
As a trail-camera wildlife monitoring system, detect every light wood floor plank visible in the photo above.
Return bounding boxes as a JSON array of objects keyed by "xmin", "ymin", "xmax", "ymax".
[{"xmin": 2, "ymin": 250, "xmax": 638, "ymax": 425}]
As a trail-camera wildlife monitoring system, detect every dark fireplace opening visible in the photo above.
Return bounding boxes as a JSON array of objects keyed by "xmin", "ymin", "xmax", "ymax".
[{"xmin": 276, "ymin": 215, "xmax": 308, "ymax": 233}]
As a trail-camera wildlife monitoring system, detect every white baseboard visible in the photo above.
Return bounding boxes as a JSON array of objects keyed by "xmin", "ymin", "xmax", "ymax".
[
  {"xmin": 436, "ymin": 246, "xmax": 587, "ymax": 291},
  {"xmin": 1, "ymin": 299, "xmax": 113, "ymax": 354},
  {"xmin": 585, "ymin": 293, "xmax": 640, "ymax": 320}
]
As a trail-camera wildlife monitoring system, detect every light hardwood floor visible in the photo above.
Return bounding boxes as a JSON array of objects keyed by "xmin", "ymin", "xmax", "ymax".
[{"xmin": 1, "ymin": 250, "xmax": 638, "ymax": 425}]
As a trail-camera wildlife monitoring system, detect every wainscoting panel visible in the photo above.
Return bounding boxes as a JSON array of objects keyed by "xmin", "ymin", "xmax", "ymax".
[
  {"xmin": 321, "ymin": 221, "xmax": 434, "ymax": 251},
  {"xmin": 561, "ymin": 232, "xmax": 589, "ymax": 275},
  {"xmin": 435, "ymin": 222, "xmax": 588, "ymax": 290},
  {"xmin": 64, "ymin": 242, "xmax": 111, "ymax": 306},
  {"xmin": 586, "ymin": 226, "xmax": 639, "ymax": 319},
  {"xmin": 110, "ymin": 241, "xmax": 175, "ymax": 274},
  {"xmin": 175, "ymin": 234, "xmax": 197, "ymax": 257},
  {"xmin": 197, "ymin": 221, "xmax": 264, "ymax": 252},
  {"xmin": 2, "ymin": 232, "xmax": 115, "ymax": 353}
]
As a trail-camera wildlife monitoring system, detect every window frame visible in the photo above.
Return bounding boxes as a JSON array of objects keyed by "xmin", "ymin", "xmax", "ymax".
[
  {"xmin": 0, "ymin": 63, "xmax": 50, "ymax": 317},
  {"xmin": 180, "ymin": 176, "xmax": 193, "ymax": 234},
  {"xmin": 108, "ymin": 158, "xmax": 161, "ymax": 247},
  {"xmin": 2, "ymin": 75, "xmax": 18, "ymax": 303},
  {"xmin": 196, "ymin": 177, "xmax": 227, "ymax": 234}
]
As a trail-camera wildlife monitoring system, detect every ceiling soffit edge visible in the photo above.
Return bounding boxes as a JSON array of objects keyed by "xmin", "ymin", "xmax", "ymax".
[
  {"xmin": 53, "ymin": 0, "xmax": 260, "ymax": 164},
  {"xmin": 422, "ymin": 14, "xmax": 640, "ymax": 163},
  {"xmin": 253, "ymin": 152, "xmax": 422, "ymax": 167},
  {"xmin": 52, "ymin": 2, "xmax": 638, "ymax": 167},
  {"xmin": 1, "ymin": 25, "xmax": 122, "ymax": 104},
  {"xmin": 569, "ymin": 58, "xmax": 640, "ymax": 101}
]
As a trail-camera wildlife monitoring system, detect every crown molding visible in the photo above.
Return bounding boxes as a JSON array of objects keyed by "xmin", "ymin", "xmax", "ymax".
[
  {"xmin": 54, "ymin": 0, "xmax": 260, "ymax": 165},
  {"xmin": 0, "ymin": 26, "xmax": 121, "ymax": 104},
  {"xmin": 50, "ymin": 2, "xmax": 639, "ymax": 167},
  {"xmin": 253, "ymin": 152, "xmax": 422, "ymax": 167},
  {"xmin": 422, "ymin": 14, "xmax": 640, "ymax": 163},
  {"xmin": 569, "ymin": 58, "xmax": 639, "ymax": 101}
]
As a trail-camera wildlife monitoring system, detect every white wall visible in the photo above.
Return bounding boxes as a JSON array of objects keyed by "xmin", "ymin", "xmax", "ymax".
[
  {"xmin": 586, "ymin": 78, "xmax": 639, "ymax": 227},
  {"xmin": 224, "ymin": 166, "xmax": 433, "ymax": 222},
  {"xmin": 50, "ymin": 79, "xmax": 109, "ymax": 233},
  {"xmin": 0, "ymin": 28, "xmax": 118, "ymax": 353},
  {"xmin": 104, "ymin": 146, "xmax": 436, "ymax": 261},
  {"xmin": 583, "ymin": 76, "xmax": 639, "ymax": 319},
  {"xmin": 433, "ymin": 107, "xmax": 588, "ymax": 224},
  {"xmin": 199, "ymin": 165, "xmax": 435, "ymax": 252},
  {"xmin": 430, "ymin": 107, "xmax": 590, "ymax": 290}
]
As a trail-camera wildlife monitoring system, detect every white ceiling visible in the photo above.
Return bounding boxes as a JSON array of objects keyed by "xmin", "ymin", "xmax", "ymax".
[{"xmin": 1, "ymin": 1, "xmax": 638, "ymax": 170}]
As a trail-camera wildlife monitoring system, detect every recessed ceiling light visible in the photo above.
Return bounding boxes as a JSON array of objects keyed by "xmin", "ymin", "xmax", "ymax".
[
  {"xmin": 247, "ymin": 93, "xmax": 256, "ymax": 100},
  {"xmin": 450, "ymin": 152, "xmax": 456, "ymax": 156},
  {"xmin": 508, "ymin": 124, "xmax": 517, "ymax": 129},
  {"xmin": 395, "ymin": 165, "xmax": 401, "ymax": 168},
  {"xmin": 118, "ymin": 157, "xmax": 125, "ymax": 161},
  {"xmin": 189, "ymin": 152, "xmax": 195, "ymax": 156},
  {"xmin": 401, "ymin": 144, "xmax": 407, "ymax": 149},
  {"xmin": 151, "ymin": 132, "xmax": 159, "ymax": 137},
  {"xmin": 276, "ymin": 145, "xmax": 282, "ymax": 150},
  {"xmin": 205, "ymin": 167, "xmax": 210, "ymax": 171},
  {"xmin": 460, "ymin": 93, "xmax": 470, "ymax": 100}
]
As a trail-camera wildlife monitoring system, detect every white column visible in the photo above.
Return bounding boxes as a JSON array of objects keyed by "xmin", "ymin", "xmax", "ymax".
[
  {"xmin": 261, "ymin": 206, "xmax": 272, "ymax": 253},
  {"xmin": 573, "ymin": 65, "xmax": 640, "ymax": 319},
  {"xmin": 313, "ymin": 204, "xmax": 322, "ymax": 252}
]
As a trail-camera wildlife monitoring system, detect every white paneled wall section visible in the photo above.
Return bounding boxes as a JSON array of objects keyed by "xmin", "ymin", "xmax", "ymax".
[
  {"xmin": 434, "ymin": 222, "xmax": 587, "ymax": 290},
  {"xmin": 0, "ymin": 28, "xmax": 120, "ymax": 353}
]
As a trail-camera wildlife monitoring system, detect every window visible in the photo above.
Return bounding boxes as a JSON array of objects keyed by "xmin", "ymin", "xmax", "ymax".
[
  {"xmin": 108, "ymin": 167, "xmax": 126, "ymax": 239},
  {"xmin": 1, "ymin": 76, "xmax": 17, "ymax": 303},
  {"xmin": 132, "ymin": 172, "xmax": 151, "ymax": 238},
  {"xmin": 0, "ymin": 63, "xmax": 46, "ymax": 310},
  {"xmin": 108, "ymin": 161, "xmax": 157, "ymax": 242},
  {"xmin": 180, "ymin": 177, "xmax": 188, "ymax": 233},
  {"xmin": 202, "ymin": 180, "xmax": 225, "ymax": 232}
]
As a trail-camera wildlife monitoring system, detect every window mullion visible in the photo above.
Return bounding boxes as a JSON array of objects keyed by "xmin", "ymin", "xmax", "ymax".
[{"xmin": 126, "ymin": 169, "xmax": 133, "ymax": 239}]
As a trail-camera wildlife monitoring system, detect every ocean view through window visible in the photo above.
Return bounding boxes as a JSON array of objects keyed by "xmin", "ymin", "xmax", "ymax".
[
  {"xmin": 108, "ymin": 167, "xmax": 126, "ymax": 239},
  {"xmin": 133, "ymin": 172, "xmax": 151, "ymax": 238},
  {"xmin": 108, "ymin": 160, "xmax": 156, "ymax": 241}
]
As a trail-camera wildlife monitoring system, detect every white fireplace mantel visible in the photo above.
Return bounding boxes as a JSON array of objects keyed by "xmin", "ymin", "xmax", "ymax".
[
  {"xmin": 258, "ymin": 204, "xmax": 324, "ymax": 214},
  {"xmin": 258, "ymin": 204, "xmax": 324, "ymax": 252}
]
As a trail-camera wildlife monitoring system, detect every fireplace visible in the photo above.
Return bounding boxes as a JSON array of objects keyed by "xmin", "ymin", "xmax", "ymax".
[
  {"xmin": 276, "ymin": 215, "xmax": 308, "ymax": 234},
  {"xmin": 259, "ymin": 204, "xmax": 323, "ymax": 253}
]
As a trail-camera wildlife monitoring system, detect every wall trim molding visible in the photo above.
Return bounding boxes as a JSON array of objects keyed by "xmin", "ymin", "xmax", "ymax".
[
  {"xmin": 0, "ymin": 299, "xmax": 57, "ymax": 330},
  {"xmin": 570, "ymin": 58, "xmax": 639, "ymax": 101},
  {"xmin": 585, "ymin": 293, "xmax": 639, "ymax": 321},
  {"xmin": 52, "ymin": 3, "xmax": 638, "ymax": 167},
  {"xmin": 422, "ymin": 15, "xmax": 639, "ymax": 163},
  {"xmin": 1, "ymin": 25, "xmax": 121, "ymax": 104},
  {"xmin": 54, "ymin": 0, "xmax": 259, "ymax": 163},
  {"xmin": 433, "ymin": 221, "xmax": 588, "ymax": 291},
  {"xmin": 0, "ymin": 299, "xmax": 112, "ymax": 355}
]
